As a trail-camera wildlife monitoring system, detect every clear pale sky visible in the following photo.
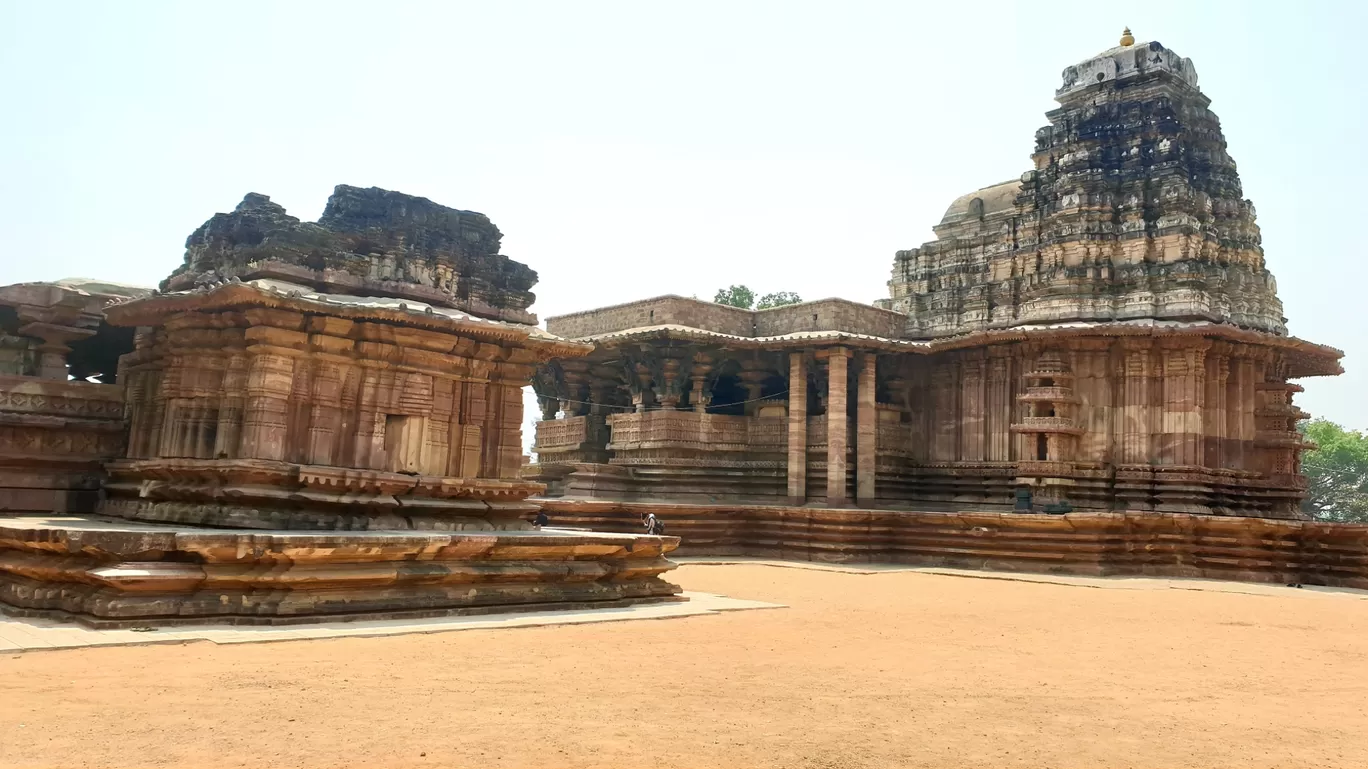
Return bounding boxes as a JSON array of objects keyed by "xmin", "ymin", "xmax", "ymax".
[{"xmin": 2, "ymin": 1, "xmax": 1364, "ymax": 429}]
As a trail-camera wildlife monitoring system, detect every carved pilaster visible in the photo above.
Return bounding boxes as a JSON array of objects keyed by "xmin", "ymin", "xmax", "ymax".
[
  {"xmin": 1204, "ymin": 342, "xmax": 1230, "ymax": 470},
  {"xmin": 239, "ymin": 351, "xmax": 294, "ymax": 462},
  {"xmin": 986, "ymin": 346, "xmax": 1013, "ymax": 462},
  {"xmin": 930, "ymin": 359, "xmax": 959, "ymax": 461},
  {"xmin": 1118, "ymin": 338, "xmax": 1153, "ymax": 465},
  {"xmin": 958, "ymin": 350, "xmax": 987, "ymax": 461},
  {"xmin": 1157, "ymin": 338, "xmax": 1209, "ymax": 466}
]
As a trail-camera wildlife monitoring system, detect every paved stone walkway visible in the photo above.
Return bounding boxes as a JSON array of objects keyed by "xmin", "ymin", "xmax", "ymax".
[{"xmin": 0, "ymin": 591, "xmax": 781, "ymax": 653}]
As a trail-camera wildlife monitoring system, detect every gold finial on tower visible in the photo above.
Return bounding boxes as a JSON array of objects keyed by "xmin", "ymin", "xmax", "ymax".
[{"xmin": 1120, "ymin": 27, "xmax": 1135, "ymax": 47}]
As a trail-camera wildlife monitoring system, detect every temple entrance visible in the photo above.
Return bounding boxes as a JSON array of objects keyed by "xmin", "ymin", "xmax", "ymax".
[{"xmin": 708, "ymin": 374, "xmax": 746, "ymax": 415}]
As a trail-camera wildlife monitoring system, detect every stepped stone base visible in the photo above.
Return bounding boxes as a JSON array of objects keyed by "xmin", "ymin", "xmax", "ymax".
[
  {"xmin": 0, "ymin": 515, "xmax": 681, "ymax": 627},
  {"xmin": 538, "ymin": 500, "xmax": 1368, "ymax": 589}
]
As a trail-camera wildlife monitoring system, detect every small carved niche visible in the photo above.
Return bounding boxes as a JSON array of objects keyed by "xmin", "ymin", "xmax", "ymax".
[{"xmin": 384, "ymin": 414, "xmax": 427, "ymax": 474}]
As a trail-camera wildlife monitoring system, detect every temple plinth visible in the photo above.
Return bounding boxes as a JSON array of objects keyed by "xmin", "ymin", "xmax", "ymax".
[{"xmin": 0, "ymin": 187, "xmax": 680, "ymax": 626}]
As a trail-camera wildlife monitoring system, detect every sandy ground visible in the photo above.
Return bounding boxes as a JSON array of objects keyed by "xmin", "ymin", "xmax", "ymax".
[{"xmin": 4, "ymin": 564, "xmax": 1368, "ymax": 769}]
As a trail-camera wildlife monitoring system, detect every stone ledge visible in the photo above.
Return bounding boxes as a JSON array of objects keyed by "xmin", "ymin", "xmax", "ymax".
[{"xmin": 0, "ymin": 515, "xmax": 682, "ymax": 626}]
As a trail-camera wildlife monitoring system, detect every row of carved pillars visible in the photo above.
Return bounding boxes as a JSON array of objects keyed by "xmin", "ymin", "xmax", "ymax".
[{"xmin": 787, "ymin": 346, "xmax": 876, "ymax": 507}]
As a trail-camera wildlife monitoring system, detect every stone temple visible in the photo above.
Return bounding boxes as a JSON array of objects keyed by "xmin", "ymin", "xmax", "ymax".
[
  {"xmin": 0, "ymin": 185, "xmax": 679, "ymax": 626},
  {"xmin": 0, "ymin": 32, "xmax": 1364, "ymax": 603},
  {"xmin": 526, "ymin": 33, "xmax": 1368, "ymax": 585}
]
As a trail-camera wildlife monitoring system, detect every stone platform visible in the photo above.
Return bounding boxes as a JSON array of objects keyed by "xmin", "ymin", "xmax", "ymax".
[
  {"xmin": 0, "ymin": 515, "xmax": 680, "ymax": 627},
  {"xmin": 538, "ymin": 500, "xmax": 1368, "ymax": 589}
]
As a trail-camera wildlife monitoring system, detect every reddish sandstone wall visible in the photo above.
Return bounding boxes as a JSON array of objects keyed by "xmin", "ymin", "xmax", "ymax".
[
  {"xmin": 754, "ymin": 300, "xmax": 905, "ymax": 338},
  {"xmin": 539, "ymin": 499, "xmax": 1368, "ymax": 589},
  {"xmin": 0, "ymin": 374, "xmax": 126, "ymax": 515},
  {"xmin": 547, "ymin": 296, "xmax": 754, "ymax": 338}
]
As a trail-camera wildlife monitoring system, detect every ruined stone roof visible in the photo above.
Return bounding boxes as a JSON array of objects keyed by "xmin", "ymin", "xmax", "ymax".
[{"xmin": 161, "ymin": 185, "xmax": 539, "ymax": 325}]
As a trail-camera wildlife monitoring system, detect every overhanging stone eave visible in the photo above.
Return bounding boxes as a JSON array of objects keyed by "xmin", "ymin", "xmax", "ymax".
[
  {"xmin": 103, "ymin": 280, "xmax": 591, "ymax": 357},
  {"xmin": 575, "ymin": 324, "xmax": 930, "ymax": 353},
  {"xmin": 917, "ymin": 320, "xmax": 1343, "ymax": 377}
]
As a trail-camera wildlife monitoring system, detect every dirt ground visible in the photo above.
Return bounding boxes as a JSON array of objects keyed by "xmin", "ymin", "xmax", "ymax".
[{"xmin": 4, "ymin": 564, "xmax": 1368, "ymax": 769}]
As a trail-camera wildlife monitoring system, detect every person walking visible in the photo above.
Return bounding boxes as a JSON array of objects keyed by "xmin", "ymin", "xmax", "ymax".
[{"xmin": 643, "ymin": 512, "xmax": 663, "ymax": 535}]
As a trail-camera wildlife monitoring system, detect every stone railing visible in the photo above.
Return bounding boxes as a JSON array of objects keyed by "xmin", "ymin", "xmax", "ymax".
[
  {"xmin": 877, "ymin": 422, "xmax": 912, "ymax": 454},
  {"xmin": 1017, "ymin": 386, "xmax": 1074, "ymax": 402},
  {"xmin": 1016, "ymin": 460, "xmax": 1074, "ymax": 477},
  {"xmin": 1014, "ymin": 416, "xmax": 1081, "ymax": 433},
  {"xmin": 607, "ymin": 410, "xmax": 784, "ymax": 452},
  {"xmin": 806, "ymin": 414, "xmax": 826, "ymax": 448},
  {"xmin": 535, "ymin": 415, "xmax": 589, "ymax": 451},
  {"xmin": 748, "ymin": 417, "xmax": 787, "ymax": 450}
]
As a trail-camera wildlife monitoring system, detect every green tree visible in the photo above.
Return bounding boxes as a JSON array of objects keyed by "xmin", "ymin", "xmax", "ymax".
[
  {"xmin": 1299, "ymin": 419, "xmax": 1368, "ymax": 522},
  {"xmin": 714, "ymin": 285, "xmax": 756, "ymax": 309},
  {"xmin": 757, "ymin": 291, "xmax": 803, "ymax": 309}
]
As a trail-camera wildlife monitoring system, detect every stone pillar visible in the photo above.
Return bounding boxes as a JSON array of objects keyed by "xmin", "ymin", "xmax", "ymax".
[
  {"xmin": 1158, "ymin": 339, "xmax": 1208, "ymax": 466},
  {"xmin": 958, "ymin": 351, "xmax": 986, "ymax": 461},
  {"xmin": 986, "ymin": 348, "xmax": 1013, "ymax": 462},
  {"xmin": 1204, "ymin": 344, "xmax": 1229, "ymax": 469},
  {"xmin": 1070, "ymin": 340, "xmax": 1112, "ymax": 464},
  {"xmin": 238, "ymin": 351, "xmax": 295, "ymax": 461},
  {"xmin": 930, "ymin": 360, "xmax": 959, "ymax": 462},
  {"xmin": 787, "ymin": 352, "xmax": 807, "ymax": 504},
  {"xmin": 856, "ymin": 351, "xmax": 877, "ymax": 504},
  {"xmin": 1226, "ymin": 352, "xmax": 1254, "ymax": 471},
  {"xmin": 691, "ymin": 351, "xmax": 714, "ymax": 413},
  {"xmin": 496, "ymin": 375, "xmax": 527, "ymax": 478},
  {"xmin": 214, "ymin": 352, "xmax": 248, "ymax": 460},
  {"xmin": 459, "ymin": 364, "xmax": 489, "ymax": 478},
  {"xmin": 738, "ymin": 360, "xmax": 768, "ymax": 416},
  {"xmin": 423, "ymin": 375, "xmax": 455, "ymax": 476},
  {"xmin": 351, "ymin": 367, "xmax": 384, "ymax": 469},
  {"xmin": 1119, "ymin": 339, "xmax": 1153, "ymax": 465},
  {"xmin": 19, "ymin": 322, "xmax": 92, "ymax": 381},
  {"xmin": 824, "ymin": 347, "xmax": 850, "ymax": 506}
]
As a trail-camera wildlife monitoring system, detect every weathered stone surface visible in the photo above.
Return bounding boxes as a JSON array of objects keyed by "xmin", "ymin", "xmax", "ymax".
[
  {"xmin": 0, "ymin": 515, "xmax": 680, "ymax": 626},
  {"xmin": 880, "ymin": 37, "xmax": 1285, "ymax": 338},
  {"xmin": 540, "ymin": 499, "xmax": 1368, "ymax": 589},
  {"xmin": 162, "ymin": 185, "xmax": 538, "ymax": 323}
]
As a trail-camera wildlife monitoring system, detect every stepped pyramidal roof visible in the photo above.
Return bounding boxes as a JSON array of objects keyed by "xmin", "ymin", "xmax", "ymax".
[{"xmin": 880, "ymin": 29, "xmax": 1286, "ymax": 340}]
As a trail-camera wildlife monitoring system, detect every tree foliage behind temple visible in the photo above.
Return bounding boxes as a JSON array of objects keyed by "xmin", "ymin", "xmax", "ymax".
[
  {"xmin": 714, "ymin": 285, "xmax": 801, "ymax": 310},
  {"xmin": 714, "ymin": 285, "xmax": 756, "ymax": 309},
  {"xmin": 1300, "ymin": 419, "xmax": 1368, "ymax": 523}
]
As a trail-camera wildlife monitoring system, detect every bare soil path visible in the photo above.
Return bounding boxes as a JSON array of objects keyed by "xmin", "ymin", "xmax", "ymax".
[{"xmin": 4, "ymin": 563, "xmax": 1368, "ymax": 768}]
